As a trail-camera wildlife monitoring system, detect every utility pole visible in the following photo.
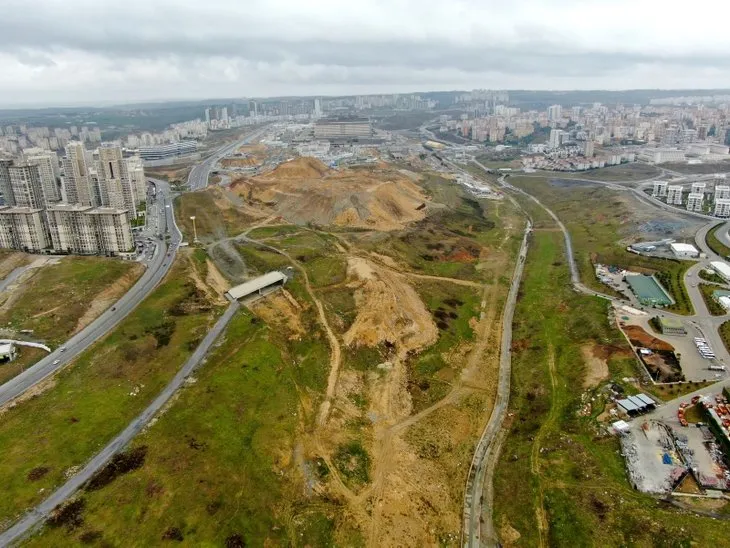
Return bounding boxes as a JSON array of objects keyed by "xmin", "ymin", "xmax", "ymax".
[{"xmin": 190, "ymin": 216, "xmax": 198, "ymax": 244}]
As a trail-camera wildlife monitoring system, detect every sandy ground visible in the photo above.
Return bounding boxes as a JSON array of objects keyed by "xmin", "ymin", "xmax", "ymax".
[
  {"xmin": 581, "ymin": 344, "xmax": 610, "ymax": 388},
  {"xmin": 249, "ymin": 291, "xmax": 305, "ymax": 340},
  {"xmin": 229, "ymin": 158, "xmax": 429, "ymax": 231},
  {"xmin": 0, "ymin": 252, "xmax": 32, "ymax": 280}
]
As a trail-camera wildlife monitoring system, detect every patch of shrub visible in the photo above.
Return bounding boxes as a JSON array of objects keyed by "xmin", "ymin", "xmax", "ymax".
[
  {"xmin": 48, "ymin": 498, "xmax": 85, "ymax": 530},
  {"xmin": 226, "ymin": 534, "xmax": 246, "ymax": 548},
  {"xmin": 161, "ymin": 527, "xmax": 184, "ymax": 542},
  {"xmin": 86, "ymin": 446, "xmax": 148, "ymax": 491},
  {"xmin": 27, "ymin": 466, "xmax": 50, "ymax": 481},
  {"xmin": 79, "ymin": 530, "xmax": 102, "ymax": 544}
]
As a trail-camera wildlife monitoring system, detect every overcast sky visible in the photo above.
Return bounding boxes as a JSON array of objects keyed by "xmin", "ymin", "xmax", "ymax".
[{"xmin": 2, "ymin": 0, "xmax": 730, "ymax": 107}]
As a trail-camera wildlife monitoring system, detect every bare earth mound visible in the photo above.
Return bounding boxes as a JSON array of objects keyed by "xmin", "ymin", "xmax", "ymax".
[{"xmin": 230, "ymin": 157, "xmax": 428, "ymax": 231}]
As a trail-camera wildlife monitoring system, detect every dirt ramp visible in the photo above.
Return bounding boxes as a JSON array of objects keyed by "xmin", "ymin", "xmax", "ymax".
[{"xmin": 343, "ymin": 258, "xmax": 437, "ymax": 354}]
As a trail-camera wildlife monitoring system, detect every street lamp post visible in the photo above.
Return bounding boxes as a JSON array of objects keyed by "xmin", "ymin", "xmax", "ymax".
[{"xmin": 190, "ymin": 216, "xmax": 198, "ymax": 244}]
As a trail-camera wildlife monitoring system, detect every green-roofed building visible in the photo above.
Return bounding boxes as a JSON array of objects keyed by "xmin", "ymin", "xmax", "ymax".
[
  {"xmin": 658, "ymin": 316, "xmax": 686, "ymax": 335},
  {"xmin": 625, "ymin": 274, "xmax": 674, "ymax": 307}
]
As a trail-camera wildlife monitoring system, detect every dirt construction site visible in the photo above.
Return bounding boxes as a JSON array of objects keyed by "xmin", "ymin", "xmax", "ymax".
[{"xmin": 180, "ymin": 153, "xmax": 523, "ymax": 545}]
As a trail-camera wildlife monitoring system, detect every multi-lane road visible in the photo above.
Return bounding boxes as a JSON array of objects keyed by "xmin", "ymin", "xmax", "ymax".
[
  {"xmin": 187, "ymin": 127, "xmax": 268, "ymax": 190},
  {"xmin": 0, "ymin": 180, "xmax": 180, "ymax": 409}
]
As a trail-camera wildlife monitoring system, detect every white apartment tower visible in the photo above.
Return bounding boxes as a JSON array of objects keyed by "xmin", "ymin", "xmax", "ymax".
[
  {"xmin": 62, "ymin": 141, "xmax": 93, "ymax": 206},
  {"xmin": 714, "ymin": 198, "xmax": 730, "ymax": 218},
  {"xmin": 0, "ymin": 159, "xmax": 14, "ymax": 205},
  {"xmin": 8, "ymin": 164, "xmax": 46, "ymax": 209},
  {"xmin": 667, "ymin": 185, "xmax": 683, "ymax": 205},
  {"xmin": 125, "ymin": 156, "xmax": 146, "ymax": 203},
  {"xmin": 691, "ymin": 182, "xmax": 706, "ymax": 195},
  {"xmin": 23, "ymin": 151, "xmax": 60, "ymax": 203},
  {"xmin": 715, "ymin": 185, "xmax": 730, "ymax": 202},
  {"xmin": 686, "ymin": 192, "xmax": 704, "ymax": 212},
  {"xmin": 548, "ymin": 104, "xmax": 562, "ymax": 121},
  {"xmin": 652, "ymin": 181, "xmax": 668, "ymax": 197},
  {"xmin": 45, "ymin": 204, "xmax": 133, "ymax": 255},
  {"xmin": 0, "ymin": 207, "xmax": 49, "ymax": 252},
  {"xmin": 549, "ymin": 129, "xmax": 563, "ymax": 149},
  {"xmin": 97, "ymin": 144, "xmax": 136, "ymax": 217}
]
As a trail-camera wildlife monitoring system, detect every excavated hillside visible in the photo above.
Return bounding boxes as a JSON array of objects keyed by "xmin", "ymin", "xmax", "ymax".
[{"xmin": 229, "ymin": 157, "xmax": 428, "ymax": 231}]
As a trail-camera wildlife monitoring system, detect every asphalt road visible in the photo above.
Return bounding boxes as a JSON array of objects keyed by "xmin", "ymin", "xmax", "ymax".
[
  {"xmin": 187, "ymin": 127, "xmax": 267, "ymax": 190},
  {"xmin": 0, "ymin": 180, "xmax": 181, "ymax": 409},
  {"xmin": 0, "ymin": 299, "xmax": 240, "ymax": 546},
  {"xmin": 463, "ymin": 162, "xmax": 730, "ymax": 546}
]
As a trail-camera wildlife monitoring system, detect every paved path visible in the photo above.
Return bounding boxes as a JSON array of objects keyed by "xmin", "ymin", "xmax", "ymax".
[
  {"xmin": 0, "ymin": 299, "xmax": 240, "ymax": 546},
  {"xmin": 0, "ymin": 181, "xmax": 181, "ymax": 409},
  {"xmin": 462, "ymin": 218, "xmax": 531, "ymax": 547}
]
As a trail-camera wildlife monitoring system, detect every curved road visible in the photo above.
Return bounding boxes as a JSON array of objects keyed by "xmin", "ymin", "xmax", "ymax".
[
  {"xmin": 0, "ymin": 180, "xmax": 180, "ymax": 409},
  {"xmin": 188, "ymin": 127, "xmax": 268, "ymax": 190},
  {"xmin": 465, "ymin": 160, "xmax": 730, "ymax": 546}
]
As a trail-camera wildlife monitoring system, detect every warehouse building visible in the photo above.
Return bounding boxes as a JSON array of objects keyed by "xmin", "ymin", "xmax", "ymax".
[
  {"xmin": 658, "ymin": 317, "xmax": 687, "ymax": 336},
  {"xmin": 225, "ymin": 271, "xmax": 288, "ymax": 301},
  {"xmin": 138, "ymin": 141, "xmax": 198, "ymax": 162},
  {"xmin": 669, "ymin": 242, "xmax": 699, "ymax": 258},
  {"xmin": 711, "ymin": 261, "xmax": 730, "ymax": 283},
  {"xmin": 314, "ymin": 117, "xmax": 373, "ymax": 141},
  {"xmin": 625, "ymin": 274, "xmax": 674, "ymax": 306},
  {"xmin": 617, "ymin": 393, "xmax": 656, "ymax": 416}
]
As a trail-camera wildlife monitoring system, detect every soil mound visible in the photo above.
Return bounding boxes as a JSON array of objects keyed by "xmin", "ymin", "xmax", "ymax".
[{"xmin": 230, "ymin": 158, "xmax": 428, "ymax": 231}]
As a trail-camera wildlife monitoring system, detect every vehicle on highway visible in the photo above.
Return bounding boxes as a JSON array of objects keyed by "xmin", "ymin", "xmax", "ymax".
[
  {"xmin": 60, "ymin": 347, "xmax": 66, "ymax": 352},
  {"xmin": 52, "ymin": 360, "xmax": 60, "ymax": 365},
  {"xmin": 111, "ymin": 306, "xmax": 116, "ymax": 311}
]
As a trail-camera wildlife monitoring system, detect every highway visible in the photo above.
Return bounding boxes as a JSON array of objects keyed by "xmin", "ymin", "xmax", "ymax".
[
  {"xmin": 0, "ymin": 180, "xmax": 181, "ymax": 409},
  {"xmin": 187, "ymin": 127, "xmax": 268, "ymax": 190},
  {"xmin": 0, "ymin": 299, "xmax": 240, "ymax": 546}
]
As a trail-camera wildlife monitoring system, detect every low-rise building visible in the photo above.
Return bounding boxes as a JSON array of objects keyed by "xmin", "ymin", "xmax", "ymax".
[
  {"xmin": 715, "ymin": 185, "xmax": 730, "ymax": 201},
  {"xmin": 658, "ymin": 317, "xmax": 687, "ymax": 335},
  {"xmin": 715, "ymin": 199, "xmax": 730, "ymax": 218},
  {"xmin": 669, "ymin": 242, "xmax": 699, "ymax": 258},
  {"xmin": 686, "ymin": 192, "xmax": 704, "ymax": 212},
  {"xmin": 711, "ymin": 261, "xmax": 730, "ymax": 282},
  {"xmin": 666, "ymin": 185, "xmax": 683, "ymax": 205},
  {"xmin": 652, "ymin": 181, "xmax": 668, "ymax": 197}
]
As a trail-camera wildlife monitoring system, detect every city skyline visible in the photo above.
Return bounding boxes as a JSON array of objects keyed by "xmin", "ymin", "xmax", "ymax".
[{"xmin": 3, "ymin": 0, "xmax": 730, "ymax": 106}]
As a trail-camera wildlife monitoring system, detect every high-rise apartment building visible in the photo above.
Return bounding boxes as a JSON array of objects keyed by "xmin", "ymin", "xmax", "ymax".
[
  {"xmin": 652, "ymin": 181, "xmax": 668, "ymax": 197},
  {"xmin": 714, "ymin": 198, "xmax": 730, "ymax": 218},
  {"xmin": 97, "ymin": 143, "xmax": 136, "ymax": 217},
  {"xmin": 125, "ymin": 156, "xmax": 146, "ymax": 203},
  {"xmin": 667, "ymin": 185, "xmax": 683, "ymax": 205},
  {"xmin": 686, "ymin": 192, "xmax": 704, "ymax": 212},
  {"xmin": 548, "ymin": 104, "xmax": 562, "ymax": 121},
  {"xmin": 62, "ymin": 141, "xmax": 93, "ymax": 206},
  {"xmin": 45, "ymin": 204, "xmax": 133, "ymax": 255},
  {"xmin": 0, "ymin": 207, "xmax": 49, "ymax": 252},
  {"xmin": 23, "ymin": 150, "xmax": 60, "ymax": 203},
  {"xmin": 8, "ymin": 164, "xmax": 45, "ymax": 209},
  {"xmin": 549, "ymin": 129, "xmax": 563, "ymax": 149},
  {"xmin": 0, "ymin": 159, "xmax": 13, "ymax": 206}
]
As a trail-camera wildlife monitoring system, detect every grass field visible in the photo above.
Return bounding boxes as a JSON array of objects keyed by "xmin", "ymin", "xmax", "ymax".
[
  {"xmin": 508, "ymin": 176, "xmax": 695, "ymax": 314},
  {"xmin": 550, "ymin": 162, "xmax": 660, "ymax": 182},
  {"xmin": 0, "ymin": 254, "xmax": 222, "ymax": 532},
  {"xmin": 25, "ymin": 306, "xmax": 345, "ymax": 546},
  {"xmin": 663, "ymin": 161, "xmax": 730, "ymax": 174},
  {"xmin": 0, "ymin": 257, "xmax": 142, "ymax": 347},
  {"xmin": 409, "ymin": 280, "xmax": 482, "ymax": 411},
  {"xmin": 706, "ymin": 224, "xmax": 730, "ymax": 258},
  {"xmin": 493, "ymin": 230, "xmax": 722, "ymax": 545},
  {"xmin": 176, "ymin": 190, "xmax": 256, "ymax": 241}
]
